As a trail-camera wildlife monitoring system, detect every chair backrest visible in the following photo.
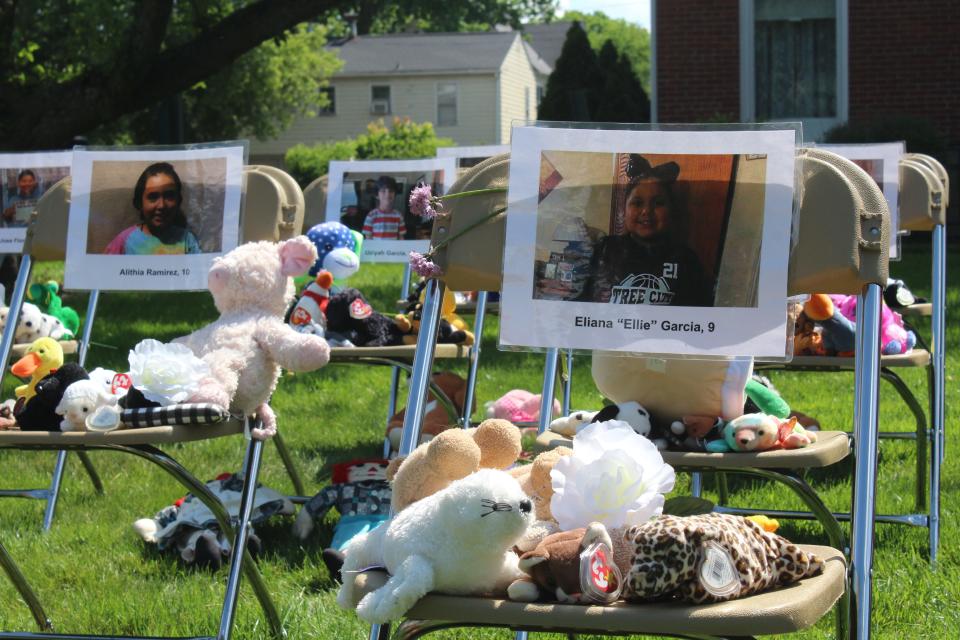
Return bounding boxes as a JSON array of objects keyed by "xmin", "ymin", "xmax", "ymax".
[
  {"xmin": 900, "ymin": 158, "xmax": 945, "ymax": 231},
  {"xmin": 246, "ymin": 165, "xmax": 305, "ymax": 241},
  {"xmin": 302, "ymin": 174, "xmax": 329, "ymax": 232},
  {"xmin": 24, "ymin": 166, "xmax": 301, "ymax": 260},
  {"xmin": 432, "ymin": 149, "xmax": 889, "ymax": 296},
  {"xmin": 905, "ymin": 153, "xmax": 949, "ymax": 210}
]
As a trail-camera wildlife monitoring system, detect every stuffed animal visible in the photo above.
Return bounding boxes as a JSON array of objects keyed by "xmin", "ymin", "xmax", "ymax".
[
  {"xmin": 15, "ymin": 303, "xmax": 69, "ymax": 343},
  {"xmin": 55, "ymin": 379, "xmax": 119, "ymax": 432},
  {"xmin": 832, "ymin": 294, "xmax": 916, "ymax": 355},
  {"xmin": 705, "ymin": 414, "xmax": 817, "ymax": 453},
  {"xmin": 549, "ymin": 409, "xmax": 598, "ymax": 437},
  {"xmin": 87, "ymin": 367, "xmax": 131, "ymax": 398},
  {"xmin": 11, "ymin": 337, "xmax": 63, "ymax": 401},
  {"xmin": 173, "ymin": 236, "xmax": 331, "ymax": 439},
  {"xmin": 387, "ymin": 418, "xmax": 521, "ymax": 513},
  {"xmin": 803, "ymin": 294, "xmax": 856, "ymax": 356},
  {"xmin": 666, "ymin": 415, "xmax": 725, "ymax": 451},
  {"xmin": 624, "ymin": 514, "xmax": 823, "ymax": 604},
  {"xmin": 336, "ymin": 469, "xmax": 534, "ymax": 623},
  {"xmin": 133, "ymin": 472, "xmax": 295, "ymax": 570},
  {"xmin": 884, "ymin": 278, "xmax": 921, "ymax": 309},
  {"xmin": 792, "ymin": 303, "xmax": 826, "ymax": 356},
  {"xmin": 293, "ymin": 459, "xmax": 392, "ymax": 582},
  {"xmin": 511, "ymin": 515, "xmax": 823, "ymax": 605},
  {"xmin": 485, "ymin": 389, "xmax": 561, "ymax": 424},
  {"xmin": 289, "ymin": 270, "xmax": 333, "ymax": 336},
  {"xmin": 508, "ymin": 446, "xmax": 573, "ymax": 551},
  {"xmin": 401, "ymin": 280, "xmax": 474, "ymax": 346},
  {"xmin": 386, "ymin": 371, "xmax": 471, "ymax": 450},
  {"xmin": 325, "ymin": 288, "xmax": 404, "ymax": 348},
  {"xmin": 551, "ymin": 402, "xmax": 657, "ymax": 445},
  {"xmin": 305, "ymin": 221, "xmax": 362, "ymax": 280},
  {"xmin": 508, "ymin": 522, "xmax": 631, "ymax": 603},
  {"xmin": 26, "ymin": 281, "xmax": 80, "ymax": 337},
  {"xmin": 14, "ymin": 363, "xmax": 89, "ymax": 431},
  {"xmin": 394, "ymin": 304, "xmax": 469, "ymax": 345}
]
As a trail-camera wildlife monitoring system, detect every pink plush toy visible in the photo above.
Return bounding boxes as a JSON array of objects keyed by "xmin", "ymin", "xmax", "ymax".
[
  {"xmin": 174, "ymin": 237, "xmax": 331, "ymax": 439},
  {"xmin": 830, "ymin": 295, "xmax": 916, "ymax": 355},
  {"xmin": 487, "ymin": 390, "xmax": 561, "ymax": 424}
]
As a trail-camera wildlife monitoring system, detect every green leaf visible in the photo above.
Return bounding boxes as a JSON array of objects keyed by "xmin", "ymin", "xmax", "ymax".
[{"xmin": 663, "ymin": 496, "xmax": 715, "ymax": 516}]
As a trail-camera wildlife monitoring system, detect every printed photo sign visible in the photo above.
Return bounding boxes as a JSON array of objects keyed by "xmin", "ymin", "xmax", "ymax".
[
  {"xmin": 65, "ymin": 144, "xmax": 245, "ymax": 291},
  {"xmin": 500, "ymin": 126, "xmax": 797, "ymax": 358},
  {"xmin": 325, "ymin": 158, "xmax": 456, "ymax": 263},
  {"xmin": 0, "ymin": 151, "xmax": 72, "ymax": 253},
  {"xmin": 816, "ymin": 142, "xmax": 905, "ymax": 259}
]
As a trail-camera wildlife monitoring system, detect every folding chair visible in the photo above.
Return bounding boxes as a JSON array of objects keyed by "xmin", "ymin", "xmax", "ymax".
[
  {"xmin": 345, "ymin": 149, "xmax": 887, "ymax": 639},
  {"xmin": 0, "ymin": 537, "xmax": 52, "ymax": 633},
  {"xmin": 0, "ymin": 166, "xmax": 303, "ymax": 640}
]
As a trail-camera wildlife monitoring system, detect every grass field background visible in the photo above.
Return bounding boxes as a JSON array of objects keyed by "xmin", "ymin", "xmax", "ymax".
[{"xmin": 0, "ymin": 246, "xmax": 956, "ymax": 638}]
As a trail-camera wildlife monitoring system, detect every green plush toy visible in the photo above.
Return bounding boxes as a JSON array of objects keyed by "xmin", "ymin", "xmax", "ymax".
[
  {"xmin": 27, "ymin": 281, "xmax": 79, "ymax": 338},
  {"xmin": 744, "ymin": 378, "xmax": 790, "ymax": 418}
]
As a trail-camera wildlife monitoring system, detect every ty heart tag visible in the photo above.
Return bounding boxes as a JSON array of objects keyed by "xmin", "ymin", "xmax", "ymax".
[
  {"xmin": 579, "ymin": 541, "xmax": 623, "ymax": 603},
  {"xmin": 349, "ymin": 298, "xmax": 373, "ymax": 320},
  {"xmin": 111, "ymin": 373, "xmax": 132, "ymax": 395}
]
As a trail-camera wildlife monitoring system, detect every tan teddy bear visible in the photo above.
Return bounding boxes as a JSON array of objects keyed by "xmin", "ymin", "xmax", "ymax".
[
  {"xmin": 387, "ymin": 418, "xmax": 521, "ymax": 512},
  {"xmin": 508, "ymin": 446, "xmax": 573, "ymax": 551}
]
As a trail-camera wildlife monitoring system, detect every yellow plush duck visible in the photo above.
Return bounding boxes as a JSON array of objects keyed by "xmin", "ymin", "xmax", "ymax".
[{"xmin": 11, "ymin": 337, "xmax": 63, "ymax": 401}]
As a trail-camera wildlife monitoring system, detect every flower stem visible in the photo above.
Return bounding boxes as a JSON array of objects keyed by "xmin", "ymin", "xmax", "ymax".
[{"xmin": 438, "ymin": 187, "xmax": 508, "ymax": 202}]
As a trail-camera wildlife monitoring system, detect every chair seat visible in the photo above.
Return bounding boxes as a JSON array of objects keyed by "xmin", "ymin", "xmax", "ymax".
[
  {"xmin": 0, "ymin": 419, "xmax": 244, "ymax": 447},
  {"xmin": 329, "ymin": 344, "xmax": 467, "ymax": 361},
  {"xmin": 10, "ymin": 341, "xmax": 78, "ymax": 358},
  {"xmin": 900, "ymin": 302, "xmax": 931, "ymax": 317},
  {"xmin": 535, "ymin": 430, "xmax": 850, "ymax": 469},
  {"xmin": 347, "ymin": 545, "xmax": 844, "ymax": 637},
  {"xmin": 757, "ymin": 349, "xmax": 931, "ymax": 370}
]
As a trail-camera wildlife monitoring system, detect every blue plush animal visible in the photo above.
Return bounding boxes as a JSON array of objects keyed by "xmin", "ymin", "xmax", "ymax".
[{"xmin": 306, "ymin": 222, "xmax": 363, "ymax": 281}]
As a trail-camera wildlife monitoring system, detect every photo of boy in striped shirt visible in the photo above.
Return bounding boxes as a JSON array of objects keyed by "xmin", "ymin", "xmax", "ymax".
[{"xmin": 362, "ymin": 176, "xmax": 407, "ymax": 240}]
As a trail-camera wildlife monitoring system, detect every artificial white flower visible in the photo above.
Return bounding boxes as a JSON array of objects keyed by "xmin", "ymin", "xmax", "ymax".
[
  {"xmin": 128, "ymin": 339, "xmax": 210, "ymax": 406},
  {"xmin": 550, "ymin": 420, "xmax": 676, "ymax": 531}
]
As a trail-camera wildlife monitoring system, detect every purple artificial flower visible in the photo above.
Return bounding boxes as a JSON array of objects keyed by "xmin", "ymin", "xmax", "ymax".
[
  {"xmin": 409, "ymin": 251, "xmax": 443, "ymax": 278},
  {"xmin": 408, "ymin": 183, "xmax": 439, "ymax": 219}
]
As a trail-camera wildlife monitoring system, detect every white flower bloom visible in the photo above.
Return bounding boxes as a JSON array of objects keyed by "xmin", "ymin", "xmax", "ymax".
[
  {"xmin": 550, "ymin": 420, "xmax": 676, "ymax": 530},
  {"xmin": 128, "ymin": 339, "xmax": 210, "ymax": 406}
]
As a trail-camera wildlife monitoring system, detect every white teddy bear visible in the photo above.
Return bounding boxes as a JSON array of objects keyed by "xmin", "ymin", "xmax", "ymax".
[
  {"xmin": 55, "ymin": 379, "xmax": 119, "ymax": 432},
  {"xmin": 173, "ymin": 236, "xmax": 330, "ymax": 439},
  {"xmin": 337, "ymin": 469, "xmax": 534, "ymax": 624}
]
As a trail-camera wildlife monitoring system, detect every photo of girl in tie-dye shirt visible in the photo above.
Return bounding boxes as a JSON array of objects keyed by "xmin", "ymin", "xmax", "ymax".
[{"xmin": 104, "ymin": 162, "xmax": 201, "ymax": 255}]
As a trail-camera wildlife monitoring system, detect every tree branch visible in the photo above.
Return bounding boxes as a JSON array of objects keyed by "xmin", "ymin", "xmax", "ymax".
[
  {"xmin": 119, "ymin": 0, "xmax": 174, "ymax": 76},
  {"xmin": 0, "ymin": 0, "xmax": 350, "ymax": 149}
]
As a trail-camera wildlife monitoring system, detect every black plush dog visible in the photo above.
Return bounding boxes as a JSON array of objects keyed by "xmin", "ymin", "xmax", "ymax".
[
  {"xmin": 325, "ymin": 288, "xmax": 404, "ymax": 347},
  {"xmin": 15, "ymin": 363, "xmax": 89, "ymax": 431}
]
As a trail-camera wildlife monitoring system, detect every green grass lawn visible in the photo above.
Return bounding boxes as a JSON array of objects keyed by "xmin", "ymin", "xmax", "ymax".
[{"xmin": 0, "ymin": 246, "xmax": 956, "ymax": 639}]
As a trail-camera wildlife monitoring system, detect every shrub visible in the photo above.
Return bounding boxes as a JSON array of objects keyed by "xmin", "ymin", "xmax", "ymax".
[
  {"xmin": 824, "ymin": 115, "xmax": 948, "ymax": 157},
  {"xmin": 284, "ymin": 118, "xmax": 454, "ymax": 186}
]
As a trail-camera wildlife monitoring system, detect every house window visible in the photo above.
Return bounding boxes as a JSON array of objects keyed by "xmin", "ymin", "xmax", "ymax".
[
  {"xmin": 437, "ymin": 82, "xmax": 457, "ymax": 126},
  {"xmin": 754, "ymin": 0, "xmax": 836, "ymax": 119},
  {"xmin": 371, "ymin": 85, "xmax": 391, "ymax": 115},
  {"xmin": 318, "ymin": 87, "xmax": 335, "ymax": 115},
  {"xmin": 524, "ymin": 87, "xmax": 530, "ymax": 120}
]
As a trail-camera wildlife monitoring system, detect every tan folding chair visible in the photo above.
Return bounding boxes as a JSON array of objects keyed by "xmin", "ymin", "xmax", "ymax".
[
  {"xmin": 344, "ymin": 149, "xmax": 890, "ymax": 639},
  {"xmin": 0, "ymin": 166, "xmax": 303, "ymax": 640}
]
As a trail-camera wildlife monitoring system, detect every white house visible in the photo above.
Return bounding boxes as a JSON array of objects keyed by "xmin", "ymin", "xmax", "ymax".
[{"xmin": 249, "ymin": 31, "xmax": 550, "ymax": 167}]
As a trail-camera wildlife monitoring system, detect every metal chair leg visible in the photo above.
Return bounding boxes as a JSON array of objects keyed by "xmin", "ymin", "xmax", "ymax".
[
  {"xmin": 272, "ymin": 431, "xmax": 305, "ymax": 498},
  {"xmin": 927, "ymin": 365, "xmax": 941, "ymax": 565},
  {"xmin": 40, "ymin": 451, "xmax": 68, "ymax": 531},
  {"xmin": 0, "ymin": 538, "xmax": 53, "ymax": 631},
  {"xmin": 75, "ymin": 452, "xmax": 104, "ymax": 495},
  {"xmin": 878, "ymin": 369, "xmax": 928, "ymax": 512},
  {"xmin": 460, "ymin": 291, "xmax": 488, "ymax": 426},
  {"xmin": 850, "ymin": 283, "xmax": 883, "ymax": 640}
]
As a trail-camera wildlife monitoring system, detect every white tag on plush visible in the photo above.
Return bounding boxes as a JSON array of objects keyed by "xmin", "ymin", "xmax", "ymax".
[{"xmin": 698, "ymin": 541, "xmax": 741, "ymax": 598}]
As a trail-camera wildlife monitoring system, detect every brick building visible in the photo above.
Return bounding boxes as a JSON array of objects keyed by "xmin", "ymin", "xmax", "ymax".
[{"xmin": 652, "ymin": 0, "xmax": 958, "ymax": 222}]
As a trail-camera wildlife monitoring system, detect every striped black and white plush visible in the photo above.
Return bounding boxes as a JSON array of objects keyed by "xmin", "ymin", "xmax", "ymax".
[{"xmin": 120, "ymin": 403, "xmax": 230, "ymax": 429}]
